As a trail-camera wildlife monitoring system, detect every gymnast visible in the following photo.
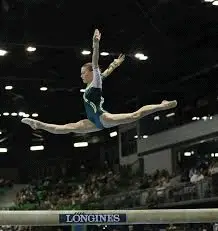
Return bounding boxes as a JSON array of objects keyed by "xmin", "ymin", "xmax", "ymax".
[{"xmin": 22, "ymin": 29, "xmax": 177, "ymax": 134}]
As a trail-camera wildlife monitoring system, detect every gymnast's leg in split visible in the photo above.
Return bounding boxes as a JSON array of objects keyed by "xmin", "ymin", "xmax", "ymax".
[
  {"xmin": 99, "ymin": 100, "xmax": 177, "ymax": 128},
  {"xmin": 21, "ymin": 118, "xmax": 102, "ymax": 134},
  {"xmin": 21, "ymin": 99, "xmax": 177, "ymax": 134}
]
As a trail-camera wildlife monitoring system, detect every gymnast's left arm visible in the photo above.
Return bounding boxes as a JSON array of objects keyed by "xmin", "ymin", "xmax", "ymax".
[
  {"xmin": 101, "ymin": 54, "xmax": 125, "ymax": 79},
  {"xmin": 91, "ymin": 29, "xmax": 103, "ymax": 88},
  {"xmin": 92, "ymin": 29, "xmax": 101, "ymax": 69}
]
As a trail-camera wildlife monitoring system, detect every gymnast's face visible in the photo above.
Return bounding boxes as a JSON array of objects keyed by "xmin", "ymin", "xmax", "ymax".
[{"xmin": 81, "ymin": 66, "xmax": 93, "ymax": 84}]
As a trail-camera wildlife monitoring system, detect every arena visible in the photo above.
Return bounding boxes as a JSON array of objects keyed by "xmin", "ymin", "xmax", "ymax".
[{"xmin": 1, "ymin": 0, "xmax": 218, "ymax": 230}]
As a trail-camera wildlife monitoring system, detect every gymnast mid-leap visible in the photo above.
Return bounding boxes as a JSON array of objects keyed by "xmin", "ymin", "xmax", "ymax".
[{"xmin": 22, "ymin": 29, "xmax": 177, "ymax": 134}]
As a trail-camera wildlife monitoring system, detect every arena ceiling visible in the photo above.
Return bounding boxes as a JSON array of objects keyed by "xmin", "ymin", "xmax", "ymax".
[{"xmin": 1, "ymin": 0, "xmax": 218, "ymax": 148}]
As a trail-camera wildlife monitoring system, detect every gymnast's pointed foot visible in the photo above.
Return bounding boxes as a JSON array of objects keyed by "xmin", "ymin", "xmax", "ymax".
[
  {"xmin": 160, "ymin": 100, "xmax": 177, "ymax": 110},
  {"xmin": 21, "ymin": 118, "xmax": 39, "ymax": 130}
]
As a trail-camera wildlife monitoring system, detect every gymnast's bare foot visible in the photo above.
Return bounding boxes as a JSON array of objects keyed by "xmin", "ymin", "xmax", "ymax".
[
  {"xmin": 21, "ymin": 118, "xmax": 39, "ymax": 130},
  {"xmin": 160, "ymin": 100, "xmax": 177, "ymax": 110}
]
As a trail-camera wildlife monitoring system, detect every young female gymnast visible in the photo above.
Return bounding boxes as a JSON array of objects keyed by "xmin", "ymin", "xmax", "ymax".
[{"xmin": 22, "ymin": 29, "xmax": 177, "ymax": 134}]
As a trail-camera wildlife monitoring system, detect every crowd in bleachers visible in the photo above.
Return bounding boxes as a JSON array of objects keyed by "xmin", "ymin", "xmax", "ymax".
[
  {"xmin": 0, "ymin": 155, "xmax": 210, "ymax": 211},
  {"xmin": 0, "ymin": 179, "xmax": 13, "ymax": 188},
  {"xmin": 0, "ymin": 224, "xmax": 214, "ymax": 231},
  {"xmin": 15, "ymin": 165, "xmax": 141, "ymax": 209},
  {"xmin": 13, "ymin": 164, "xmax": 177, "ymax": 210},
  {"xmin": 0, "ymin": 158, "xmax": 216, "ymax": 231},
  {"xmin": 0, "ymin": 226, "xmax": 65, "ymax": 231}
]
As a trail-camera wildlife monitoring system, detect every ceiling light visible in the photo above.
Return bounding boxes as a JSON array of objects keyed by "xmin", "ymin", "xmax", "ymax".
[
  {"xmin": 3, "ymin": 112, "xmax": 9, "ymax": 116},
  {"xmin": 81, "ymin": 50, "xmax": 91, "ymax": 55},
  {"xmin": 26, "ymin": 46, "xmax": 36, "ymax": 52},
  {"xmin": 138, "ymin": 55, "xmax": 148, "ymax": 61},
  {"xmin": 0, "ymin": 49, "xmax": 7, "ymax": 56},
  {"xmin": 18, "ymin": 112, "xmax": 25, "ymax": 117},
  {"xmin": 40, "ymin": 87, "xmax": 47, "ymax": 91},
  {"xmin": 0, "ymin": 148, "xmax": 7, "ymax": 153},
  {"xmin": 154, "ymin": 116, "xmax": 160, "ymax": 120},
  {"xmin": 23, "ymin": 114, "xmax": 30, "ymax": 118},
  {"xmin": 11, "ymin": 112, "xmax": 17, "ymax": 116},
  {"xmin": 166, "ymin": 113, "xmax": 175, "ymax": 117},
  {"xmin": 202, "ymin": 116, "xmax": 207, "ymax": 121},
  {"xmin": 184, "ymin": 152, "xmax": 191, "ymax": 157},
  {"xmin": 100, "ymin": 52, "xmax": 109, "ymax": 56},
  {"xmin": 212, "ymin": 1, "xmax": 218, "ymax": 5},
  {"xmin": 110, "ymin": 131, "xmax": 117, "ymax": 137},
  {"xmin": 74, "ymin": 142, "xmax": 88, "ymax": 147},
  {"xmin": 135, "ymin": 53, "xmax": 148, "ymax": 60},
  {"xmin": 32, "ymin": 113, "xmax": 38, "ymax": 117},
  {"xmin": 30, "ymin": 145, "xmax": 44, "ymax": 151},
  {"xmin": 135, "ymin": 53, "xmax": 144, "ymax": 58},
  {"xmin": 5, "ymin": 85, "xmax": 13, "ymax": 90}
]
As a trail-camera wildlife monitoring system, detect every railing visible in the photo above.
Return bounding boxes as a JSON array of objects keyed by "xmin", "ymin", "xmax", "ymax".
[
  {"xmin": 95, "ymin": 176, "xmax": 218, "ymax": 209},
  {"xmin": 11, "ymin": 175, "xmax": 218, "ymax": 210}
]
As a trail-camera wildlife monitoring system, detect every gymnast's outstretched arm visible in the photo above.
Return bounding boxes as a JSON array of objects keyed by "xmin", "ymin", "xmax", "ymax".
[
  {"xmin": 91, "ymin": 29, "xmax": 102, "ymax": 88},
  {"xmin": 92, "ymin": 29, "xmax": 100, "ymax": 69},
  {"xmin": 101, "ymin": 54, "xmax": 125, "ymax": 79}
]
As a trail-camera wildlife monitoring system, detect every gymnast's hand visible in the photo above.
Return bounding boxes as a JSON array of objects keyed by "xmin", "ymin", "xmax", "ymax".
[
  {"xmin": 93, "ymin": 29, "xmax": 101, "ymax": 43},
  {"xmin": 113, "ymin": 54, "xmax": 125, "ymax": 67}
]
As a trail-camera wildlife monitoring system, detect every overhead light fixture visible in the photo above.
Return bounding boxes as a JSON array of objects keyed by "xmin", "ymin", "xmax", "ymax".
[
  {"xmin": 139, "ymin": 55, "xmax": 148, "ymax": 61},
  {"xmin": 18, "ymin": 112, "xmax": 25, "ymax": 117},
  {"xmin": 0, "ymin": 148, "xmax": 7, "ymax": 153},
  {"xmin": 40, "ymin": 87, "xmax": 47, "ymax": 91},
  {"xmin": 166, "ymin": 112, "xmax": 175, "ymax": 118},
  {"xmin": 143, "ymin": 135, "xmax": 148, "ymax": 139},
  {"xmin": 5, "ymin": 85, "xmax": 13, "ymax": 90},
  {"xmin": 30, "ymin": 145, "xmax": 44, "ymax": 151},
  {"xmin": 0, "ymin": 49, "xmax": 7, "ymax": 56},
  {"xmin": 100, "ymin": 52, "xmax": 109, "ymax": 56},
  {"xmin": 11, "ymin": 112, "xmax": 17, "ymax": 116},
  {"xmin": 212, "ymin": 1, "xmax": 218, "ymax": 5},
  {"xmin": 134, "ymin": 53, "xmax": 148, "ymax": 61},
  {"xmin": 80, "ymin": 89, "xmax": 85, "ymax": 93},
  {"xmin": 23, "ymin": 113, "xmax": 30, "ymax": 118},
  {"xmin": 32, "ymin": 113, "xmax": 38, "ymax": 117},
  {"xmin": 0, "ymin": 131, "xmax": 2, "ymax": 135},
  {"xmin": 26, "ymin": 46, "xmax": 36, "ymax": 52},
  {"xmin": 202, "ymin": 116, "xmax": 208, "ymax": 121},
  {"xmin": 110, "ymin": 131, "xmax": 117, "ymax": 137},
  {"xmin": 135, "ymin": 53, "xmax": 144, "ymax": 58},
  {"xmin": 204, "ymin": 0, "xmax": 214, "ymax": 2},
  {"xmin": 3, "ymin": 112, "xmax": 9, "ymax": 116},
  {"xmin": 184, "ymin": 152, "xmax": 191, "ymax": 157},
  {"xmin": 134, "ymin": 135, "xmax": 138, "ymax": 139},
  {"xmin": 74, "ymin": 142, "xmax": 88, "ymax": 147},
  {"xmin": 81, "ymin": 50, "xmax": 91, "ymax": 55},
  {"xmin": 154, "ymin": 116, "xmax": 160, "ymax": 120}
]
